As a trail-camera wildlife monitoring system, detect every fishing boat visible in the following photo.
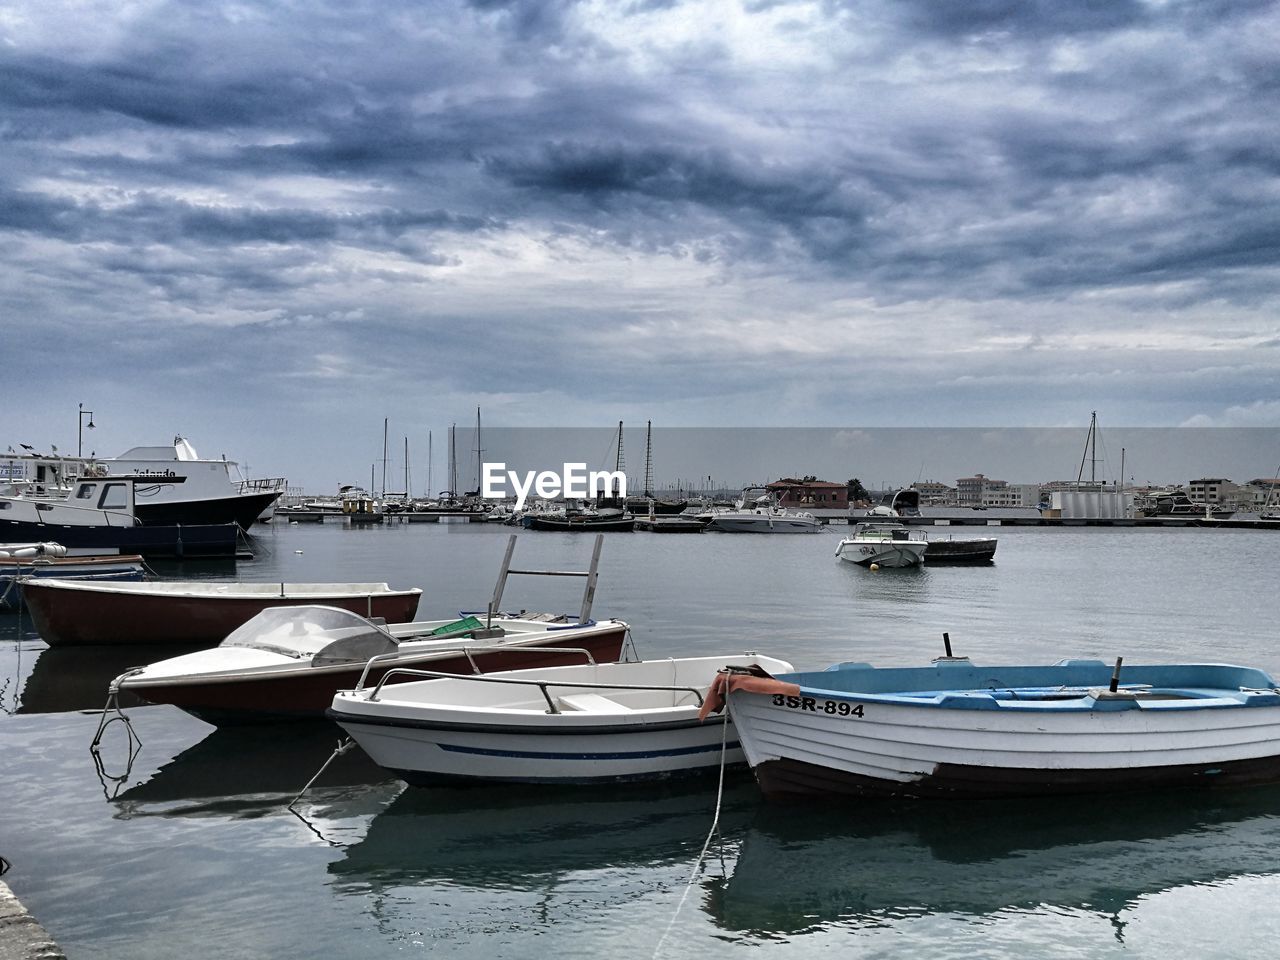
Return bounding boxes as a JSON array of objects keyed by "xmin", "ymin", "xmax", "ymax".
[
  {"xmin": 919, "ymin": 532, "xmax": 998, "ymax": 564},
  {"xmin": 329, "ymin": 653, "xmax": 793, "ymax": 785},
  {"xmin": 20, "ymin": 577, "xmax": 423, "ymax": 647},
  {"xmin": 0, "ymin": 542, "xmax": 145, "ymax": 612},
  {"xmin": 704, "ymin": 488, "xmax": 823, "ymax": 534},
  {"xmin": 834, "ymin": 523, "xmax": 928, "ymax": 568},
  {"xmin": 522, "ymin": 510, "xmax": 636, "ymax": 532},
  {"xmin": 107, "ymin": 534, "xmax": 629, "ymax": 723},
  {"xmin": 718, "ymin": 654, "xmax": 1280, "ymax": 800}
]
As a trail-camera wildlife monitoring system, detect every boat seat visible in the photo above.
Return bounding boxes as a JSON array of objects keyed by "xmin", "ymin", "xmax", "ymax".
[{"xmin": 557, "ymin": 693, "xmax": 629, "ymax": 713}]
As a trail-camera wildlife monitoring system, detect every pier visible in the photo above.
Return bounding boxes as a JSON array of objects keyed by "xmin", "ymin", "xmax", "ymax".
[{"xmin": 0, "ymin": 880, "xmax": 65, "ymax": 960}]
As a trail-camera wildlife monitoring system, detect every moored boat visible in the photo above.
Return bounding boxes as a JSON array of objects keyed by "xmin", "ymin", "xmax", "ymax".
[
  {"xmin": 835, "ymin": 523, "xmax": 928, "ymax": 568},
  {"xmin": 0, "ymin": 543, "xmax": 146, "ymax": 612},
  {"xmin": 720, "ymin": 656, "xmax": 1280, "ymax": 800},
  {"xmin": 329, "ymin": 653, "xmax": 793, "ymax": 785},
  {"xmin": 704, "ymin": 488, "xmax": 823, "ymax": 534},
  {"xmin": 922, "ymin": 534, "xmax": 998, "ymax": 564},
  {"xmin": 0, "ymin": 475, "xmax": 243, "ymax": 557},
  {"xmin": 113, "ymin": 604, "xmax": 631, "ymax": 724},
  {"xmin": 20, "ymin": 578, "xmax": 423, "ymax": 646}
]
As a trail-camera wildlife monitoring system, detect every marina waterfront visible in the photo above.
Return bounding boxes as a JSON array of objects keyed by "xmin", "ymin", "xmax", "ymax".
[{"xmin": 3, "ymin": 521, "xmax": 1280, "ymax": 958}]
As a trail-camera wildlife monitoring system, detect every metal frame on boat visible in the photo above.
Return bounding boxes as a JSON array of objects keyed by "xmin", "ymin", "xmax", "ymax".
[{"xmin": 329, "ymin": 654, "xmax": 794, "ymax": 785}]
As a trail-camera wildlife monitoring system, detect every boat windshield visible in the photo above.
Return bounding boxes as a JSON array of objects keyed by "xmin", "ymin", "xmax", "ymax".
[{"xmin": 222, "ymin": 605, "xmax": 392, "ymax": 655}]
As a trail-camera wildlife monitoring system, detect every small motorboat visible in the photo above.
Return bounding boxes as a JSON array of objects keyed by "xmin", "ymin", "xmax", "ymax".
[
  {"xmin": 329, "ymin": 653, "xmax": 793, "ymax": 785},
  {"xmin": 834, "ymin": 523, "xmax": 928, "ymax": 568},
  {"xmin": 113, "ymin": 605, "xmax": 631, "ymax": 725},
  {"xmin": 718, "ymin": 655, "xmax": 1280, "ymax": 800},
  {"xmin": 21, "ymin": 577, "xmax": 423, "ymax": 646}
]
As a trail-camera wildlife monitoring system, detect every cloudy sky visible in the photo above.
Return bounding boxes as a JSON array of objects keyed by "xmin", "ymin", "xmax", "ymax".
[{"xmin": 3, "ymin": 0, "xmax": 1278, "ymax": 489}]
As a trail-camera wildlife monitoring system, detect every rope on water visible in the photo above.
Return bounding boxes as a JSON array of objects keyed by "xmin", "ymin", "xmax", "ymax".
[
  {"xmin": 651, "ymin": 715, "xmax": 731, "ymax": 958},
  {"xmin": 288, "ymin": 738, "xmax": 357, "ymax": 810}
]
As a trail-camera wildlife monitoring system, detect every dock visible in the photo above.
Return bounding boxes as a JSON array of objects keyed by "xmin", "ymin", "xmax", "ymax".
[
  {"xmin": 276, "ymin": 510, "xmax": 491, "ymax": 524},
  {"xmin": 0, "ymin": 880, "xmax": 65, "ymax": 960}
]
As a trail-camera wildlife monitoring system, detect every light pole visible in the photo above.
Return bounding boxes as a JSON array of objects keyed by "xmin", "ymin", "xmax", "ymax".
[{"xmin": 78, "ymin": 403, "xmax": 96, "ymax": 458}]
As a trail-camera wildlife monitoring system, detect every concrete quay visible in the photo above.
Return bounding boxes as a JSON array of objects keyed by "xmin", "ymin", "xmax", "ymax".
[{"xmin": 0, "ymin": 881, "xmax": 65, "ymax": 960}]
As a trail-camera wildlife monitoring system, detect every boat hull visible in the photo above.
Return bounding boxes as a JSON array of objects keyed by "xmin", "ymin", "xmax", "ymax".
[
  {"xmin": 20, "ymin": 581, "xmax": 423, "ymax": 647},
  {"xmin": 0, "ymin": 518, "xmax": 241, "ymax": 557},
  {"xmin": 522, "ymin": 515, "xmax": 636, "ymax": 532},
  {"xmin": 923, "ymin": 538, "xmax": 997, "ymax": 564},
  {"xmin": 331, "ymin": 713, "xmax": 739, "ymax": 785},
  {"xmin": 728, "ymin": 665, "xmax": 1280, "ymax": 800},
  {"xmin": 132, "ymin": 490, "xmax": 281, "ymax": 530},
  {"xmin": 836, "ymin": 542, "xmax": 926, "ymax": 567},
  {"xmin": 706, "ymin": 516, "xmax": 823, "ymax": 533},
  {"xmin": 123, "ymin": 624, "xmax": 630, "ymax": 724}
]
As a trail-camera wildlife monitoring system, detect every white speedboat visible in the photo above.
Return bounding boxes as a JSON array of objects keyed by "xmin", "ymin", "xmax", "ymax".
[
  {"xmin": 114, "ymin": 605, "xmax": 631, "ymax": 724},
  {"xmin": 835, "ymin": 523, "xmax": 928, "ymax": 567},
  {"xmin": 704, "ymin": 488, "xmax": 823, "ymax": 533},
  {"xmin": 329, "ymin": 654, "xmax": 793, "ymax": 785},
  {"xmin": 721, "ymin": 657, "xmax": 1280, "ymax": 799}
]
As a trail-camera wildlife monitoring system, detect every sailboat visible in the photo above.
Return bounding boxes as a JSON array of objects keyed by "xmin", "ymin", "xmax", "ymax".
[{"xmin": 625, "ymin": 421, "xmax": 688, "ymax": 515}]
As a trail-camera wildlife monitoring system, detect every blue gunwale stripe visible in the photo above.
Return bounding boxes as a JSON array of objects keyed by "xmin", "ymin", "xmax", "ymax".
[{"xmin": 437, "ymin": 740, "xmax": 740, "ymax": 761}]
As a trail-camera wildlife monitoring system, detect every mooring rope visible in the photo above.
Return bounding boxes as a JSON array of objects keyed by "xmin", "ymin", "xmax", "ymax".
[
  {"xmin": 288, "ymin": 737, "xmax": 357, "ymax": 809},
  {"xmin": 651, "ymin": 714, "xmax": 731, "ymax": 958}
]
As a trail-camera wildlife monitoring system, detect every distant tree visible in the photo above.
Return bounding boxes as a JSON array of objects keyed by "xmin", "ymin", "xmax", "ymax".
[{"xmin": 847, "ymin": 478, "xmax": 871, "ymax": 502}]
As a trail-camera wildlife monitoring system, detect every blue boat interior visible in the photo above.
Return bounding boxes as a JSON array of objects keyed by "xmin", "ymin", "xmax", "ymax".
[{"xmin": 777, "ymin": 659, "xmax": 1280, "ymax": 711}]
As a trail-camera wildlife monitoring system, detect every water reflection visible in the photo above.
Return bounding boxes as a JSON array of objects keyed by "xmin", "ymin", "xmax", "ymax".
[
  {"xmin": 330, "ymin": 776, "xmax": 759, "ymax": 893},
  {"xmin": 708, "ymin": 787, "xmax": 1280, "ymax": 937},
  {"xmin": 111, "ymin": 722, "xmax": 393, "ymax": 819},
  {"xmin": 17, "ymin": 643, "xmax": 203, "ymax": 714}
]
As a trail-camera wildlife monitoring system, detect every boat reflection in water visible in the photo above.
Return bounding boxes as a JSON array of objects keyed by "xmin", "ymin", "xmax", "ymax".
[
  {"xmin": 708, "ymin": 787, "xmax": 1280, "ymax": 938},
  {"xmin": 18, "ymin": 644, "xmax": 207, "ymax": 715},
  {"xmin": 110, "ymin": 721, "xmax": 395, "ymax": 820},
  {"xmin": 329, "ymin": 776, "xmax": 761, "ymax": 894}
]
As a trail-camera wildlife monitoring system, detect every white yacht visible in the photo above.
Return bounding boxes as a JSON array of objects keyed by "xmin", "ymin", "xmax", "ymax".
[{"xmin": 704, "ymin": 488, "xmax": 824, "ymax": 533}]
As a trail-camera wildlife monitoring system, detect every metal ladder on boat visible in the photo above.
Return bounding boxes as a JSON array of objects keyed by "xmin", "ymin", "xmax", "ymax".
[{"xmin": 486, "ymin": 533, "xmax": 603, "ymax": 629}]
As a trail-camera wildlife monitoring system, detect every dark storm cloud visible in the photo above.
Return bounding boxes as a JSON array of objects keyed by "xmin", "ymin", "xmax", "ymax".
[{"xmin": 0, "ymin": 52, "xmax": 322, "ymax": 130}]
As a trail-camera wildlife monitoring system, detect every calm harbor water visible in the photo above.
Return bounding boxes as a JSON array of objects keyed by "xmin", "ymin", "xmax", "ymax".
[{"xmin": 3, "ymin": 520, "xmax": 1280, "ymax": 958}]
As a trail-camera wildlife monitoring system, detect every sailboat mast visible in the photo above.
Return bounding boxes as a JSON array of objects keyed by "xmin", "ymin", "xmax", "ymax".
[
  {"xmin": 381, "ymin": 417, "xmax": 389, "ymax": 497},
  {"xmin": 428, "ymin": 431, "xmax": 433, "ymax": 498},
  {"xmin": 644, "ymin": 420, "xmax": 654, "ymax": 498},
  {"xmin": 404, "ymin": 436, "xmax": 409, "ymax": 497},
  {"xmin": 449, "ymin": 424, "xmax": 457, "ymax": 497},
  {"xmin": 474, "ymin": 406, "xmax": 483, "ymax": 497},
  {"xmin": 1076, "ymin": 411, "xmax": 1097, "ymax": 487}
]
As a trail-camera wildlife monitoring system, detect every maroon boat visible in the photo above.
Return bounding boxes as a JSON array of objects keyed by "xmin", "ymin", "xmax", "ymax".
[
  {"xmin": 20, "ymin": 578, "xmax": 423, "ymax": 647},
  {"xmin": 112, "ymin": 605, "xmax": 631, "ymax": 724}
]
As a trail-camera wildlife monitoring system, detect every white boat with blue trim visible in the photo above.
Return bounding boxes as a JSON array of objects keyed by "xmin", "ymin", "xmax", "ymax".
[
  {"xmin": 329, "ymin": 653, "xmax": 793, "ymax": 785},
  {"xmin": 721, "ymin": 656, "xmax": 1280, "ymax": 799},
  {"xmin": 835, "ymin": 523, "xmax": 929, "ymax": 568}
]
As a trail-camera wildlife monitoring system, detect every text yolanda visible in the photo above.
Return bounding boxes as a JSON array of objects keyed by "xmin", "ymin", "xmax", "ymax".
[{"xmin": 482, "ymin": 462, "xmax": 627, "ymax": 510}]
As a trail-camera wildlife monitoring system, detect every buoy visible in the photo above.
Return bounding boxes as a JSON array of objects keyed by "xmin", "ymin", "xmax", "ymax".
[{"xmin": 869, "ymin": 562, "xmax": 880, "ymax": 571}]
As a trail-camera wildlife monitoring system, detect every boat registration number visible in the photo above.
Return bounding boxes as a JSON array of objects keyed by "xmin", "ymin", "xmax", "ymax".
[{"xmin": 772, "ymin": 694, "xmax": 864, "ymax": 718}]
